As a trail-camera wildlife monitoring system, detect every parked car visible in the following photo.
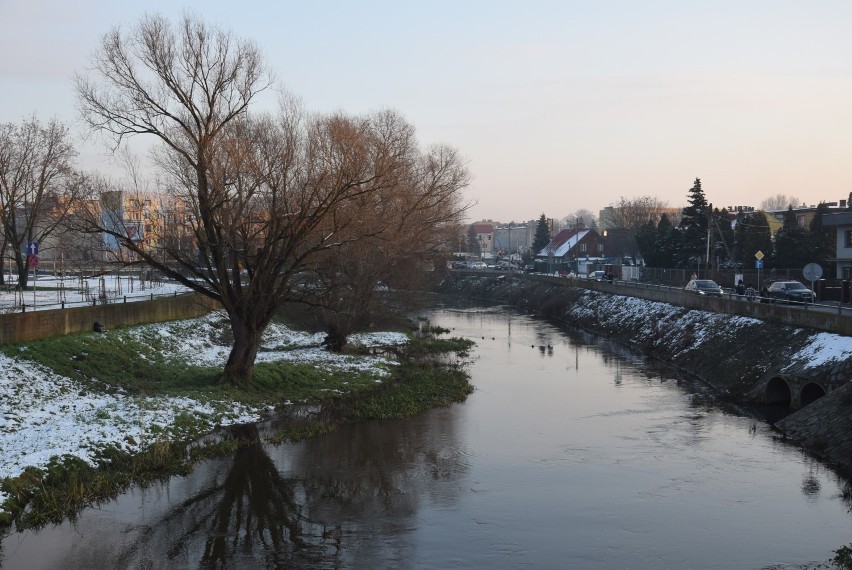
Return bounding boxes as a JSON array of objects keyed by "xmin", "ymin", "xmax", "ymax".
[
  {"xmin": 467, "ymin": 261, "xmax": 487, "ymax": 270},
  {"xmin": 766, "ymin": 281, "xmax": 815, "ymax": 304},
  {"xmin": 684, "ymin": 279, "xmax": 724, "ymax": 297},
  {"xmin": 589, "ymin": 270, "xmax": 606, "ymax": 281}
]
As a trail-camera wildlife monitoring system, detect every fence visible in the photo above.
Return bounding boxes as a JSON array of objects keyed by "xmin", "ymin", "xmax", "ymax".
[{"xmin": 522, "ymin": 272, "xmax": 852, "ymax": 336}]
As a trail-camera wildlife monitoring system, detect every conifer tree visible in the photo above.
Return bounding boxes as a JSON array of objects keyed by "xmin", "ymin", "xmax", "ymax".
[
  {"xmin": 656, "ymin": 213, "xmax": 682, "ymax": 268},
  {"xmin": 774, "ymin": 207, "xmax": 809, "ymax": 269},
  {"xmin": 532, "ymin": 213, "xmax": 551, "ymax": 255},
  {"xmin": 466, "ymin": 224, "xmax": 481, "ymax": 256},
  {"xmin": 809, "ymin": 202, "xmax": 835, "ymax": 274},
  {"xmin": 635, "ymin": 220, "xmax": 658, "ymax": 266},
  {"xmin": 736, "ymin": 211, "xmax": 773, "ymax": 268},
  {"xmin": 679, "ymin": 178, "xmax": 709, "ymax": 266}
]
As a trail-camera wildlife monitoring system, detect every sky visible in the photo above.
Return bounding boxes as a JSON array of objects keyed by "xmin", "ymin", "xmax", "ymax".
[{"xmin": 3, "ymin": 1, "xmax": 852, "ymax": 223}]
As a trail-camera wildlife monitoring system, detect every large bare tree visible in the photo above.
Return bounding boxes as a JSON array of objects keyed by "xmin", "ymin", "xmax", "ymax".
[
  {"xmin": 760, "ymin": 193, "xmax": 800, "ymax": 211},
  {"xmin": 602, "ymin": 196, "xmax": 673, "ymax": 231},
  {"xmin": 600, "ymin": 196, "xmax": 675, "ymax": 260},
  {"xmin": 75, "ymin": 14, "xmax": 467, "ymax": 384},
  {"xmin": 0, "ymin": 116, "xmax": 78, "ymax": 288},
  {"xmin": 310, "ymin": 114, "xmax": 470, "ymax": 351}
]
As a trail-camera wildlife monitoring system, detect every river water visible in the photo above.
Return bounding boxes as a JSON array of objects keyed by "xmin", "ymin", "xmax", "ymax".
[{"xmin": 2, "ymin": 303, "xmax": 851, "ymax": 569}]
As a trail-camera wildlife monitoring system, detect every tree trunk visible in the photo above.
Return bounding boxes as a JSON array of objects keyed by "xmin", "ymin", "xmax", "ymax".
[
  {"xmin": 322, "ymin": 325, "xmax": 349, "ymax": 353},
  {"xmin": 13, "ymin": 251, "xmax": 29, "ymax": 289},
  {"xmin": 223, "ymin": 318, "xmax": 262, "ymax": 385}
]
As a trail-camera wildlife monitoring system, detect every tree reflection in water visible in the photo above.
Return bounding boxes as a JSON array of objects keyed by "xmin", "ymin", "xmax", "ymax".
[{"xmin": 100, "ymin": 408, "xmax": 466, "ymax": 568}]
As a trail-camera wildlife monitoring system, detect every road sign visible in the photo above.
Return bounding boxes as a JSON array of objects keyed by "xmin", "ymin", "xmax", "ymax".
[
  {"xmin": 755, "ymin": 250, "xmax": 764, "ymax": 261},
  {"xmin": 803, "ymin": 263, "xmax": 823, "ymax": 281},
  {"xmin": 755, "ymin": 260, "xmax": 763, "ymax": 269},
  {"xmin": 27, "ymin": 254, "xmax": 39, "ymax": 268},
  {"xmin": 27, "ymin": 242, "xmax": 38, "ymax": 255}
]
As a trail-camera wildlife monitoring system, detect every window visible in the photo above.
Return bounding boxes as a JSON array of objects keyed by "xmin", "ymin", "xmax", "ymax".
[
  {"xmin": 845, "ymin": 230, "xmax": 852, "ymax": 248},
  {"xmin": 580, "ymin": 243, "xmax": 587, "ymax": 252},
  {"xmin": 597, "ymin": 243, "xmax": 604, "ymax": 252}
]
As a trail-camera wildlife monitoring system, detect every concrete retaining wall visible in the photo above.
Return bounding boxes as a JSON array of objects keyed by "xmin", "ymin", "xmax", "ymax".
[{"xmin": 0, "ymin": 293, "xmax": 220, "ymax": 345}]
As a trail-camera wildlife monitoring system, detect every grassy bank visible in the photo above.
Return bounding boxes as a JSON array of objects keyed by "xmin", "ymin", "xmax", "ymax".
[{"xmin": 0, "ymin": 314, "xmax": 474, "ymax": 533}]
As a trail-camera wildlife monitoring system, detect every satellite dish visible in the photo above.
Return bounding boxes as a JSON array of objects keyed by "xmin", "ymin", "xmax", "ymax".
[{"xmin": 803, "ymin": 263, "xmax": 823, "ymax": 282}]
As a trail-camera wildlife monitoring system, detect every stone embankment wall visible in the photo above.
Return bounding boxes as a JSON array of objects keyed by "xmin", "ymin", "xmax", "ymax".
[
  {"xmin": 435, "ymin": 273, "xmax": 852, "ymax": 472},
  {"xmin": 0, "ymin": 293, "xmax": 219, "ymax": 345}
]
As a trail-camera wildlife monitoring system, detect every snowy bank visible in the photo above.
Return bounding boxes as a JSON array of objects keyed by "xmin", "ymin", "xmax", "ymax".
[{"xmin": 0, "ymin": 311, "xmax": 409, "ymax": 511}]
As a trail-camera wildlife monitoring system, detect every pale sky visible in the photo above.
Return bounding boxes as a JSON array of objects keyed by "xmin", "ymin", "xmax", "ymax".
[{"xmin": 3, "ymin": 0, "xmax": 852, "ymax": 223}]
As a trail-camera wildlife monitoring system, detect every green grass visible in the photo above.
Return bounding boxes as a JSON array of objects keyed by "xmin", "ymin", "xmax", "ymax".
[
  {"xmin": 3, "ymin": 330, "xmax": 220, "ymax": 395},
  {"xmin": 0, "ymin": 324, "xmax": 392, "ymax": 408}
]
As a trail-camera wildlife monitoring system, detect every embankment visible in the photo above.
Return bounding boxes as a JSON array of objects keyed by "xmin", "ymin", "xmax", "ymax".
[
  {"xmin": 0, "ymin": 293, "xmax": 218, "ymax": 344},
  {"xmin": 435, "ymin": 273, "xmax": 852, "ymax": 473}
]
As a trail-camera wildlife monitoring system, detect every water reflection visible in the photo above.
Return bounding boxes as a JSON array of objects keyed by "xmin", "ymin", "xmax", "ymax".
[{"xmin": 3, "ymin": 405, "xmax": 466, "ymax": 569}]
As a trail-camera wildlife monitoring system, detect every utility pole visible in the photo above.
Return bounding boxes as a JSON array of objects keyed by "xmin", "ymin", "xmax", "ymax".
[{"xmin": 705, "ymin": 203, "xmax": 714, "ymax": 272}]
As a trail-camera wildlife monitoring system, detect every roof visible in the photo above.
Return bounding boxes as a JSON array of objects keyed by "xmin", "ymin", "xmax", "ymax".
[
  {"xmin": 472, "ymin": 223, "xmax": 493, "ymax": 233},
  {"xmin": 537, "ymin": 229, "xmax": 589, "ymax": 257},
  {"xmin": 823, "ymin": 212, "xmax": 852, "ymax": 226}
]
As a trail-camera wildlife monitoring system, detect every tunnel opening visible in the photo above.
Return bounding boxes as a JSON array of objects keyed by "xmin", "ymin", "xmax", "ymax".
[
  {"xmin": 799, "ymin": 383, "xmax": 826, "ymax": 407},
  {"xmin": 765, "ymin": 377, "xmax": 792, "ymax": 407}
]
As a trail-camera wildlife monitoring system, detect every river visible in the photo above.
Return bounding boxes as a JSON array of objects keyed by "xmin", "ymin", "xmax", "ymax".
[{"xmin": 2, "ymin": 303, "xmax": 851, "ymax": 569}]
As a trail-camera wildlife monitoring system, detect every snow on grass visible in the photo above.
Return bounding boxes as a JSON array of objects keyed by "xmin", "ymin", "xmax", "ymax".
[
  {"xmin": 786, "ymin": 332, "xmax": 852, "ymax": 368},
  {"xmin": 568, "ymin": 290, "xmax": 848, "ymax": 369},
  {"xmin": 0, "ymin": 310, "xmax": 409, "ymax": 512}
]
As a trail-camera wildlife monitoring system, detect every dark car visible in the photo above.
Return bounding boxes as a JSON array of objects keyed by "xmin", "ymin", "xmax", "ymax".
[
  {"xmin": 684, "ymin": 279, "xmax": 724, "ymax": 297},
  {"xmin": 766, "ymin": 281, "xmax": 815, "ymax": 304}
]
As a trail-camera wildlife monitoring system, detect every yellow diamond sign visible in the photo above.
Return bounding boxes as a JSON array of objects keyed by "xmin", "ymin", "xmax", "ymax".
[{"xmin": 755, "ymin": 250, "xmax": 764, "ymax": 261}]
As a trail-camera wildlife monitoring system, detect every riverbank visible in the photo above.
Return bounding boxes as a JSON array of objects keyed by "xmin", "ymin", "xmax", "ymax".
[
  {"xmin": 435, "ymin": 273, "xmax": 852, "ymax": 472},
  {"xmin": 0, "ymin": 310, "xmax": 474, "ymax": 532}
]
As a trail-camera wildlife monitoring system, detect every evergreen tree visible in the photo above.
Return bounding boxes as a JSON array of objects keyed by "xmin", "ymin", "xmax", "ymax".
[
  {"xmin": 466, "ymin": 224, "xmax": 481, "ymax": 256},
  {"xmin": 713, "ymin": 208, "xmax": 735, "ymax": 265},
  {"xmin": 774, "ymin": 207, "xmax": 809, "ymax": 269},
  {"xmin": 635, "ymin": 220, "xmax": 659, "ymax": 267},
  {"xmin": 679, "ymin": 178, "xmax": 709, "ymax": 266},
  {"xmin": 737, "ymin": 211, "xmax": 773, "ymax": 268},
  {"xmin": 532, "ymin": 213, "xmax": 551, "ymax": 255},
  {"xmin": 656, "ymin": 213, "xmax": 682, "ymax": 268},
  {"xmin": 809, "ymin": 202, "xmax": 835, "ymax": 275}
]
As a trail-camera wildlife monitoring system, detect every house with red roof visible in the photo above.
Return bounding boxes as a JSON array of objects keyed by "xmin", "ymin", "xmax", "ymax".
[{"xmin": 535, "ymin": 228, "xmax": 608, "ymax": 271}]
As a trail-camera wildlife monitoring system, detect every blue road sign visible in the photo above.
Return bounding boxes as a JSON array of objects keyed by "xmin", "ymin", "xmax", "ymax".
[
  {"xmin": 27, "ymin": 242, "xmax": 38, "ymax": 255},
  {"xmin": 755, "ymin": 260, "xmax": 763, "ymax": 269}
]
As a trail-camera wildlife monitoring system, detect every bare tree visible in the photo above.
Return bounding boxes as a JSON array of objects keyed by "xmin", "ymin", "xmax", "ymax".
[
  {"xmin": 75, "ymin": 14, "xmax": 467, "ymax": 384},
  {"xmin": 0, "ymin": 115, "xmax": 78, "ymax": 288},
  {"xmin": 601, "ymin": 196, "xmax": 672, "ymax": 232},
  {"xmin": 760, "ymin": 193, "xmax": 800, "ymax": 211},
  {"xmin": 310, "ymin": 115, "xmax": 470, "ymax": 351},
  {"xmin": 599, "ymin": 196, "xmax": 674, "ymax": 260},
  {"xmin": 561, "ymin": 208, "xmax": 598, "ymax": 231}
]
